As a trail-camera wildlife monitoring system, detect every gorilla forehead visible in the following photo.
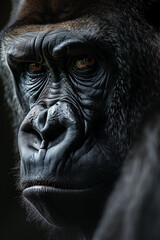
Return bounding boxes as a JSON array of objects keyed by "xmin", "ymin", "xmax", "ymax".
[
  {"xmin": 12, "ymin": 0, "xmax": 111, "ymax": 24},
  {"xmin": 7, "ymin": 28, "xmax": 100, "ymax": 62},
  {"xmin": 5, "ymin": 14, "xmax": 106, "ymax": 49}
]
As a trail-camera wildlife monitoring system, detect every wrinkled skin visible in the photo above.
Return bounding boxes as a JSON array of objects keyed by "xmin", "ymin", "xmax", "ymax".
[{"xmin": 0, "ymin": 0, "xmax": 160, "ymax": 239}]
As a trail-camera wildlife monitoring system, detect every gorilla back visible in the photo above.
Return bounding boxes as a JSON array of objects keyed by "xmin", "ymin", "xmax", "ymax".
[{"xmin": 0, "ymin": 0, "xmax": 160, "ymax": 239}]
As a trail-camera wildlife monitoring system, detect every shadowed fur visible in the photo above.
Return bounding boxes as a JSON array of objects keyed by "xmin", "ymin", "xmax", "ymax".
[{"xmin": 0, "ymin": 0, "xmax": 160, "ymax": 239}]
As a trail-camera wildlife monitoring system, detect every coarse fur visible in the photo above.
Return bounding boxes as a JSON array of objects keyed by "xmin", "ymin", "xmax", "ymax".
[{"xmin": 0, "ymin": 0, "xmax": 160, "ymax": 239}]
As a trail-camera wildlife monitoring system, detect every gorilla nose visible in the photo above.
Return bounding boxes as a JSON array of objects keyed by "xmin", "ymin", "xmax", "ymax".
[
  {"xmin": 19, "ymin": 101, "xmax": 85, "ymax": 156},
  {"xmin": 37, "ymin": 102, "xmax": 84, "ymax": 148}
]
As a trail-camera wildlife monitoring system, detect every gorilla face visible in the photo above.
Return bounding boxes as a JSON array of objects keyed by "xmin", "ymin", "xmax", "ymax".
[
  {"xmin": 1, "ymin": 0, "xmax": 157, "ymax": 237},
  {"xmin": 7, "ymin": 24, "xmax": 120, "ymax": 227}
]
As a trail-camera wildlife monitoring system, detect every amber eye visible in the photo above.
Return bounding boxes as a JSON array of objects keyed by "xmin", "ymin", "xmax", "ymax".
[
  {"xmin": 76, "ymin": 56, "xmax": 95, "ymax": 70},
  {"xmin": 28, "ymin": 63, "xmax": 44, "ymax": 74}
]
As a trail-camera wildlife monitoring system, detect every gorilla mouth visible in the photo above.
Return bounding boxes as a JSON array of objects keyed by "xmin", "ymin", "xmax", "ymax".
[
  {"xmin": 23, "ymin": 185, "xmax": 106, "ymax": 227},
  {"xmin": 21, "ymin": 178, "xmax": 95, "ymax": 191}
]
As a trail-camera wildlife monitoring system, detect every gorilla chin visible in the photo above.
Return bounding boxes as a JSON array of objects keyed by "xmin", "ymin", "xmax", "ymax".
[{"xmin": 23, "ymin": 185, "xmax": 107, "ymax": 227}]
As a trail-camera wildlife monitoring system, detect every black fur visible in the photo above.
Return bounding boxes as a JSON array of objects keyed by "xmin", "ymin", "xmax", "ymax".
[
  {"xmin": 94, "ymin": 107, "xmax": 160, "ymax": 240},
  {"xmin": 0, "ymin": 0, "xmax": 160, "ymax": 239}
]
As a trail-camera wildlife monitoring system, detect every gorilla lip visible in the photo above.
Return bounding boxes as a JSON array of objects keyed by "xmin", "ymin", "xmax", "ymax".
[
  {"xmin": 23, "ymin": 185, "xmax": 93, "ymax": 192},
  {"xmin": 22, "ymin": 185, "xmax": 107, "ymax": 227},
  {"xmin": 21, "ymin": 180, "xmax": 100, "ymax": 191}
]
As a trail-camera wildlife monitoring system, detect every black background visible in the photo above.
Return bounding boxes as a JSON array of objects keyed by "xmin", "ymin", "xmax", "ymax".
[{"xmin": 0, "ymin": 1, "xmax": 44, "ymax": 239}]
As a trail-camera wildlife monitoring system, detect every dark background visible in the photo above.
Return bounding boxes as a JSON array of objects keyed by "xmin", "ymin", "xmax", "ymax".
[{"xmin": 0, "ymin": 1, "xmax": 44, "ymax": 239}]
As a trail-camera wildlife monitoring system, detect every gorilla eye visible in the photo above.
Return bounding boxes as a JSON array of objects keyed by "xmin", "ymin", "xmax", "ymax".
[
  {"xmin": 76, "ymin": 56, "xmax": 95, "ymax": 70},
  {"xmin": 27, "ymin": 63, "xmax": 45, "ymax": 74}
]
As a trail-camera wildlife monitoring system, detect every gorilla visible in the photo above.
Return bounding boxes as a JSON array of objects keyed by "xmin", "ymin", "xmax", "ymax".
[{"xmin": 0, "ymin": 0, "xmax": 160, "ymax": 239}]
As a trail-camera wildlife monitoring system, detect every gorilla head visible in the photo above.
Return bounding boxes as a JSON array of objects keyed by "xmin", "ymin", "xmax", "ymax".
[{"xmin": 0, "ymin": 0, "xmax": 160, "ymax": 239}]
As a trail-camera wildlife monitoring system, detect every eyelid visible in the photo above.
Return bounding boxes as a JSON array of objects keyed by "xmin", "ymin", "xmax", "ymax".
[
  {"xmin": 75, "ymin": 56, "xmax": 96, "ymax": 69},
  {"xmin": 25, "ymin": 64, "xmax": 47, "ymax": 77},
  {"xmin": 27, "ymin": 63, "xmax": 42, "ymax": 72}
]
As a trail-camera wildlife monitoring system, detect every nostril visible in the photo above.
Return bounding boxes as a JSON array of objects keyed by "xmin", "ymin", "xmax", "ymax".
[
  {"xmin": 20, "ymin": 124, "xmax": 43, "ymax": 151},
  {"xmin": 23, "ymin": 124, "xmax": 68, "ymax": 151},
  {"xmin": 20, "ymin": 115, "xmax": 68, "ymax": 151},
  {"xmin": 42, "ymin": 125, "xmax": 67, "ymax": 147},
  {"xmin": 30, "ymin": 129, "xmax": 43, "ymax": 151}
]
